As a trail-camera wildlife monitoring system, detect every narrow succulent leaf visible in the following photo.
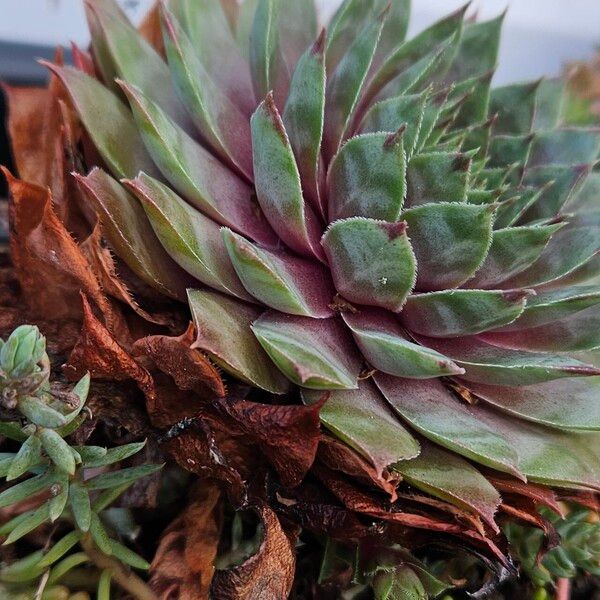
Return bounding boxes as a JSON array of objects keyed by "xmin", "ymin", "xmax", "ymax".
[
  {"xmin": 500, "ymin": 225, "xmax": 600, "ymax": 288},
  {"xmin": 188, "ymin": 289, "xmax": 289, "ymax": 393},
  {"xmin": 120, "ymin": 82, "xmax": 275, "ymax": 246},
  {"xmin": 235, "ymin": 0, "xmax": 259, "ymax": 55},
  {"xmin": 466, "ymin": 223, "xmax": 564, "ymax": 289},
  {"xmin": 46, "ymin": 553, "xmax": 90, "ymax": 585},
  {"xmin": 98, "ymin": 569, "xmax": 112, "ymax": 600},
  {"xmin": 7, "ymin": 435, "xmax": 42, "ymax": 481},
  {"xmin": 533, "ymin": 78, "xmax": 565, "ymax": 131},
  {"xmin": 278, "ymin": 0, "xmax": 318, "ymax": 75},
  {"xmin": 415, "ymin": 87, "xmax": 451, "ymax": 151},
  {"xmin": 402, "ymin": 202, "xmax": 494, "ymax": 291},
  {"xmin": 488, "ymin": 134, "xmax": 533, "ymax": 169},
  {"xmin": 302, "ymin": 380, "xmax": 420, "ymax": 470},
  {"xmin": 467, "ymin": 378, "xmax": 600, "ymax": 431},
  {"xmin": 82, "ymin": 441, "xmax": 146, "ymax": 468},
  {"xmin": 483, "ymin": 305, "xmax": 600, "ymax": 352},
  {"xmin": 0, "ymin": 473, "xmax": 52, "ymax": 509},
  {"xmin": 92, "ymin": 483, "xmax": 135, "ymax": 513},
  {"xmin": 86, "ymin": 0, "xmax": 190, "ymax": 127},
  {"xmin": 223, "ymin": 229, "xmax": 335, "ymax": 317},
  {"xmin": 567, "ymin": 171, "xmax": 600, "ymax": 214},
  {"xmin": 493, "ymin": 187, "xmax": 545, "ymax": 229},
  {"xmin": 365, "ymin": 6, "xmax": 467, "ymax": 106},
  {"xmin": 251, "ymin": 93, "xmax": 325, "ymax": 261},
  {"xmin": 401, "ymin": 289, "xmax": 531, "ymax": 338},
  {"xmin": 74, "ymin": 446, "xmax": 108, "ymax": 463},
  {"xmin": 74, "ymin": 169, "xmax": 193, "ymax": 301},
  {"xmin": 86, "ymin": 464, "xmax": 163, "ymax": 491},
  {"xmin": 323, "ymin": 7, "xmax": 388, "ymax": 159},
  {"xmin": 528, "ymin": 128, "xmax": 600, "ymax": 167},
  {"xmin": 321, "ymin": 218, "xmax": 416, "ymax": 312},
  {"xmin": 343, "ymin": 309, "xmax": 464, "ymax": 378},
  {"xmin": 251, "ymin": 312, "xmax": 362, "ymax": 389},
  {"xmin": 3, "ymin": 505, "xmax": 49, "ymax": 545},
  {"xmin": 375, "ymin": 374, "xmax": 523, "ymax": 477},
  {"xmin": 43, "ymin": 64, "xmax": 159, "ymax": 179},
  {"xmin": 406, "ymin": 151, "xmax": 470, "ymax": 206},
  {"xmin": 328, "ymin": 131, "xmax": 407, "ymax": 222},
  {"xmin": 283, "ymin": 33, "xmax": 326, "ymax": 216},
  {"xmin": 69, "ymin": 482, "xmax": 92, "ymax": 532},
  {"xmin": 17, "ymin": 396, "xmax": 67, "ymax": 429},
  {"xmin": 418, "ymin": 335, "xmax": 600, "ymax": 385},
  {"xmin": 374, "ymin": 0, "xmax": 411, "ymax": 63},
  {"xmin": 37, "ymin": 531, "xmax": 80, "ymax": 568},
  {"xmin": 489, "ymin": 80, "xmax": 540, "ymax": 135},
  {"xmin": 39, "ymin": 429, "xmax": 75, "ymax": 475},
  {"xmin": 522, "ymin": 164, "xmax": 590, "ymax": 221},
  {"xmin": 47, "ymin": 475, "xmax": 69, "ymax": 522},
  {"xmin": 169, "ymin": 0, "xmax": 255, "ymax": 115},
  {"xmin": 373, "ymin": 565, "xmax": 426, "ymax": 600},
  {"xmin": 108, "ymin": 539, "xmax": 150, "ymax": 570},
  {"xmin": 395, "ymin": 441, "xmax": 501, "ymax": 532},
  {"xmin": 498, "ymin": 286, "xmax": 600, "ymax": 331},
  {"xmin": 249, "ymin": 0, "xmax": 288, "ymax": 106},
  {"xmin": 89, "ymin": 513, "xmax": 113, "ymax": 555},
  {"xmin": 123, "ymin": 173, "xmax": 252, "ymax": 301},
  {"xmin": 0, "ymin": 423, "xmax": 27, "ymax": 443},
  {"xmin": 360, "ymin": 90, "xmax": 429, "ymax": 157},
  {"xmin": 452, "ymin": 71, "xmax": 494, "ymax": 127},
  {"xmin": 160, "ymin": 6, "xmax": 254, "ymax": 180}
]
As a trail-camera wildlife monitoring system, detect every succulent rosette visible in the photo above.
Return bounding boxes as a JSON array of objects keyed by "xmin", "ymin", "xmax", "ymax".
[{"xmin": 19, "ymin": 0, "xmax": 600, "ymax": 550}]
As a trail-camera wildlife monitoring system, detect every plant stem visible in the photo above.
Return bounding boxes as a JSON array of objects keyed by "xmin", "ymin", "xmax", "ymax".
[
  {"xmin": 555, "ymin": 578, "xmax": 571, "ymax": 600},
  {"xmin": 80, "ymin": 535, "xmax": 157, "ymax": 600}
]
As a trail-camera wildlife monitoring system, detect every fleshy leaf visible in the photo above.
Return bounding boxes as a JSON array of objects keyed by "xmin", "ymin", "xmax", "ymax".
[
  {"xmin": 343, "ymin": 309, "xmax": 464, "ymax": 378},
  {"xmin": 489, "ymin": 81, "xmax": 540, "ymax": 135},
  {"xmin": 375, "ymin": 374, "xmax": 523, "ymax": 477},
  {"xmin": 466, "ymin": 223, "xmax": 564, "ymax": 289},
  {"xmin": 403, "ymin": 202, "xmax": 494, "ymax": 291},
  {"xmin": 283, "ymin": 32, "xmax": 327, "ymax": 216},
  {"xmin": 120, "ymin": 81, "xmax": 275, "ymax": 246},
  {"xmin": 321, "ymin": 218, "xmax": 416, "ymax": 312},
  {"xmin": 406, "ymin": 151, "xmax": 471, "ymax": 206},
  {"xmin": 43, "ymin": 64, "xmax": 159, "ymax": 179},
  {"xmin": 533, "ymin": 78, "xmax": 565, "ymax": 131},
  {"xmin": 395, "ymin": 441, "xmax": 501, "ymax": 532},
  {"xmin": 373, "ymin": 565, "xmax": 426, "ymax": 600},
  {"xmin": 251, "ymin": 312, "xmax": 362, "ymax": 389},
  {"xmin": 401, "ymin": 289, "xmax": 531, "ymax": 338},
  {"xmin": 160, "ymin": 6, "xmax": 254, "ymax": 180},
  {"xmin": 323, "ymin": 7, "xmax": 388, "ymax": 159},
  {"xmin": 418, "ymin": 335, "xmax": 600, "ymax": 385},
  {"xmin": 188, "ymin": 289, "xmax": 289, "ymax": 394},
  {"xmin": 251, "ymin": 93, "xmax": 325, "ymax": 260},
  {"xmin": 123, "ymin": 173, "xmax": 252, "ymax": 301},
  {"xmin": 527, "ymin": 128, "xmax": 600, "ymax": 167},
  {"xmin": 302, "ymin": 380, "xmax": 420, "ymax": 472},
  {"xmin": 222, "ymin": 229, "xmax": 334, "ymax": 317},
  {"xmin": 327, "ymin": 131, "xmax": 406, "ymax": 222},
  {"xmin": 467, "ymin": 378, "xmax": 600, "ymax": 431},
  {"xmin": 74, "ymin": 168, "xmax": 193, "ymax": 301},
  {"xmin": 488, "ymin": 134, "xmax": 533, "ymax": 169}
]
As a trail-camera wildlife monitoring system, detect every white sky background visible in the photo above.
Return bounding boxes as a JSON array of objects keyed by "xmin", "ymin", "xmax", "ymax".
[{"xmin": 0, "ymin": 0, "xmax": 598, "ymax": 85}]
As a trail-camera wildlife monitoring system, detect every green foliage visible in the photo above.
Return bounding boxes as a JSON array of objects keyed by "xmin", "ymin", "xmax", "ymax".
[{"xmin": 0, "ymin": 326, "xmax": 159, "ymax": 599}]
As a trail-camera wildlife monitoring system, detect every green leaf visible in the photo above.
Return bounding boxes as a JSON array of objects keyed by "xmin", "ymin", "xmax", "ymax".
[
  {"xmin": 343, "ymin": 309, "xmax": 464, "ymax": 378},
  {"xmin": 328, "ymin": 131, "xmax": 407, "ymax": 222},
  {"xmin": 283, "ymin": 33, "xmax": 327, "ymax": 216},
  {"xmin": 74, "ymin": 168, "xmax": 193, "ymax": 301},
  {"xmin": 376, "ymin": 374, "xmax": 522, "ymax": 477},
  {"xmin": 302, "ymin": 380, "xmax": 420, "ymax": 472},
  {"xmin": 47, "ymin": 474, "xmax": 69, "ymax": 522},
  {"xmin": 373, "ymin": 565, "xmax": 427, "ymax": 600},
  {"xmin": 402, "ymin": 202, "xmax": 494, "ymax": 291},
  {"xmin": 37, "ymin": 531, "xmax": 80, "ymax": 568},
  {"xmin": 0, "ymin": 549, "xmax": 45, "ymax": 583},
  {"xmin": 82, "ymin": 441, "xmax": 146, "ymax": 469},
  {"xmin": 533, "ymin": 78, "xmax": 565, "ymax": 131},
  {"xmin": 489, "ymin": 80, "xmax": 540, "ymax": 135},
  {"xmin": 528, "ymin": 128, "xmax": 600, "ymax": 167},
  {"xmin": 0, "ymin": 422, "xmax": 27, "ymax": 443},
  {"xmin": 406, "ymin": 151, "xmax": 470, "ymax": 206},
  {"xmin": 73, "ymin": 446, "xmax": 108, "ymax": 464},
  {"xmin": 488, "ymin": 134, "xmax": 533, "ymax": 168},
  {"xmin": 321, "ymin": 218, "xmax": 416, "ymax": 312},
  {"xmin": 86, "ymin": 464, "xmax": 163, "ymax": 491},
  {"xmin": 42, "ymin": 64, "xmax": 159, "ymax": 180},
  {"xmin": 108, "ymin": 540, "xmax": 150, "ymax": 570},
  {"xmin": 222, "ymin": 229, "xmax": 334, "ymax": 318},
  {"xmin": 92, "ymin": 483, "xmax": 134, "ymax": 513},
  {"xmin": 0, "ymin": 472, "xmax": 52, "ymax": 509},
  {"xmin": 252, "ymin": 312, "xmax": 361, "ymax": 389},
  {"xmin": 39, "ymin": 429, "xmax": 75, "ymax": 475},
  {"xmin": 7, "ymin": 435, "xmax": 42, "ymax": 481},
  {"xmin": 467, "ymin": 223, "xmax": 564, "ymax": 289},
  {"xmin": 395, "ymin": 441, "xmax": 501, "ymax": 531},
  {"xmin": 46, "ymin": 552, "xmax": 90, "ymax": 585},
  {"xmin": 3, "ymin": 504, "xmax": 49, "ymax": 545},
  {"xmin": 98, "ymin": 569, "xmax": 112, "ymax": 600},
  {"xmin": 188, "ymin": 289, "xmax": 289, "ymax": 394},
  {"xmin": 69, "ymin": 482, "xmax": 92, "ymax": 532},
  {"xmin": 17, "ymin": 396, "xmax": 67, "ymax": 429},
  {"xmin": 89, "ymin": 514, "xmax": 113, "ymax": 555},
  {"xmin": 123, "ymin": 173, "xmax": 252, "ymax": 301},
  {"xmin": 323, "ymin": 7, "xmax": 388, "ymax": 159},
  {"xmin": 251, "ymin": 93, "xmax": 324, "ymax": 260}
]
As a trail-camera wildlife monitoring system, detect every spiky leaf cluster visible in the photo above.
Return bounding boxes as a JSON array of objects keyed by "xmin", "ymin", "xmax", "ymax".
[
  {"xmin": 41, "ymin": 0, "xmax": 600, "ymax": 547},
  {"xmin": 0, "ymin": 326, "xmax": 159, "ymax": 598}
]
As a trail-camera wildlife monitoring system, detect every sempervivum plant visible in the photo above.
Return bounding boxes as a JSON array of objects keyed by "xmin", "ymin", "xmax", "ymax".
[{"xmin": 4, "ymin": 0, "xmax": 600, "ymax": 595}]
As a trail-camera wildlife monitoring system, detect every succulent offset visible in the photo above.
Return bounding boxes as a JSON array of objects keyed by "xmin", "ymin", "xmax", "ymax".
[{"xmin": 16, "ymin": 0, "xmax": 600, "ymax": 555}]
